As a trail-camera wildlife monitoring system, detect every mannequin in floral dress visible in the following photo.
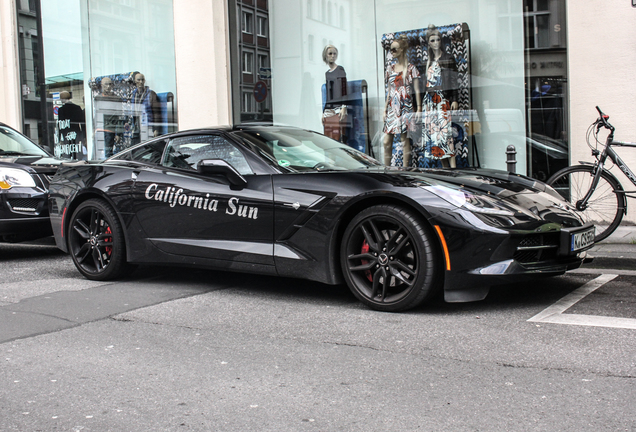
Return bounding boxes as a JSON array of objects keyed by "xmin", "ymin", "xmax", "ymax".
[
  {"xmin": 423, "ymin": 25, "xmax": 458, "ymax": 168},
  {"xmin": 382, "ymin": 35, "xmax": 421, "ymax": 167}
]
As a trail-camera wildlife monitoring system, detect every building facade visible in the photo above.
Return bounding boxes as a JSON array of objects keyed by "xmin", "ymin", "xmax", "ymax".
[{"xmin": 1, "ymin": 0, "xmax": 635, "ymax": 221}]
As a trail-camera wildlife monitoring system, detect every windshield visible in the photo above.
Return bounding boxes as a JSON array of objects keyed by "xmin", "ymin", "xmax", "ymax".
[
  {"xmin": 232, "ymin": 127, "xmax": 382, "ymax": 172},
  {"xmin": 0, "ymin": 125, "xmax": 49, "ymax": 157}
]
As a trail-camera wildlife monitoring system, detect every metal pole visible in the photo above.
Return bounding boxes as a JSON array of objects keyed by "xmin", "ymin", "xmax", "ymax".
[{"xmin": 506, "ymin": 145, "xmax": 516, "ymax": 173}]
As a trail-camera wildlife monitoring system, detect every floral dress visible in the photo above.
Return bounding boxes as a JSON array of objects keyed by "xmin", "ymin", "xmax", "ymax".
[
  {"xmin": 423, "ymin": 60, "xmax": 453, "ymax": 160},
  {"xmin": 383, "ymin": 63, "xmax": 420, "ymax": 135}
]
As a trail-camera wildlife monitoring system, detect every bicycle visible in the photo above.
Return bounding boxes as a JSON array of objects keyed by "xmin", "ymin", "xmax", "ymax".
[{"xmin": 546, "ymin": 106, "xmax": 636, "ymax": 242}]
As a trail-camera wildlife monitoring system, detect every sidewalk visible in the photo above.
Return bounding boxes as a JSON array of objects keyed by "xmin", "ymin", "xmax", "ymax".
[{"xmin": 584, "ymin": 225, "xmax": 636, "ymax": 270}]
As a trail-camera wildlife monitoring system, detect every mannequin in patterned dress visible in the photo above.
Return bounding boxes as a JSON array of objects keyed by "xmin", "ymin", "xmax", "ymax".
[
  {"xmin": 423, "ymin": 25, "xmax": 458, "ymax": 168},
  {"xmin": 382, "ymin": 35, "xmax": 421, "ymax": 167}
]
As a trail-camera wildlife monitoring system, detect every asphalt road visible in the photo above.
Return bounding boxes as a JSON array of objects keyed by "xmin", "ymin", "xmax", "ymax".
[{"xmin": 1, "ymin": 240, "xmax": 635, "ymax": 431}]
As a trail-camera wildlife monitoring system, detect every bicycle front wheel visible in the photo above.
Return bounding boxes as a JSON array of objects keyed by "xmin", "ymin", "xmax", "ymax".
[{"xmin": 547, "ymin": 165, "xmax": 625, "ymax": 242}]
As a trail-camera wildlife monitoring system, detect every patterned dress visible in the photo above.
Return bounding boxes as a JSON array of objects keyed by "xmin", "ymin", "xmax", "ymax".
[
  {"xmin": 423, "ymin": 60, "xmax": 453, "ymax": 160},
  {"xmin": 383, "ymin": 63, "xmax": 420, "ymax": 135}
]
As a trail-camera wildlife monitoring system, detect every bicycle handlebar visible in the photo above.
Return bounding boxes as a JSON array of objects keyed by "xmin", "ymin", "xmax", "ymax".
[{"xmin": 595, "ymin": 106, "xmax": 615, "ymax": 132}]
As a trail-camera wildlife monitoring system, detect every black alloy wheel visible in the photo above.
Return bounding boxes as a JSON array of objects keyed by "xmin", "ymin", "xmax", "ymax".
[
  {"xmin": 341, "ymin": 205, "xmax": 439, "ymax": 311},
  {"xmin": 67, "ymin": 199, "xmax": 129, "ymax": 280}
]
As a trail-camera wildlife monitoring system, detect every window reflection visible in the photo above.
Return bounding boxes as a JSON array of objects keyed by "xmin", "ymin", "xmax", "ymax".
[
  {"xmin": 164, "ymin": 135, "xmax": 253, "ymax": 175},
  {"xmin": 89, "ymin": 71, "xmax": 176, "ymax": 158},
  {"xmin": 15, "ymin": 0, "xmax": 178, "ymax": 160}
]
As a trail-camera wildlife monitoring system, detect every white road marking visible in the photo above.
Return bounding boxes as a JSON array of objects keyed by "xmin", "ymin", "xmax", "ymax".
[
  {"xmin": 534, "ymin": 313, "xmax": 636, "ymax": 329},
  {"xmin": 529, "ymin": 274, "xmax": 617, "ymax": 321},
  {"xmin": 528, "ymin": 274, "xmax": 636, "ymax": 329},
  {"xmin": 570, "ymin": 268, "xmax": 636, "ymax": 277}
]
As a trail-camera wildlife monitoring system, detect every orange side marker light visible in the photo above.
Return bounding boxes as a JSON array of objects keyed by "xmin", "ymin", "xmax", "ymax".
[{"xmin": 434, "ymin": 225, "xmax": 451, "ymax": 271}]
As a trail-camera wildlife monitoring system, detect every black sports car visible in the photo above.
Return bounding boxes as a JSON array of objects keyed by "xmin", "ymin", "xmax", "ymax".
[
  {"xmin": 48, "ymin": 126, "xmax": 595, "ymax": 311},
  {"xmin": 1, "ymin": 123, "xmax": 62, "ymax": 242}
]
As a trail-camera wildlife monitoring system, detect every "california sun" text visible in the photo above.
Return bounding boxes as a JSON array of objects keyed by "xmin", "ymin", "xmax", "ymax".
[{"xmin": 144, "ymin": 183, "xmax": 258, "ymax": 219}]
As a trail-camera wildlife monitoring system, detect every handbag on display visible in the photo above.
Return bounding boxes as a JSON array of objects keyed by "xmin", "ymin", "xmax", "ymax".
[{"xmin": 322, "ymin": 106, "xmax": 347, "ymax": 142}]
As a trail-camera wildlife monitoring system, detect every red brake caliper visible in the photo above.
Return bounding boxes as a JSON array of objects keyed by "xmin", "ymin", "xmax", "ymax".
[
  {"xmin": 104, "ymin": 227, "xmax": 112, "ymax": 256},
  {"xmin": 361, "ymin": 240, "xmax": 373, "ymax": 282}
]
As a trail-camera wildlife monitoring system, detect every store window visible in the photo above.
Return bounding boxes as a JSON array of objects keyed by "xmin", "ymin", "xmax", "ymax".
[
  {"xmin": 523, "ymin": 0, "xmax": 567, "ymax": 182},
  {"xmin": 230, "ymin": 0, "xmax": 530, "ymax": 172},
  {"xmin": 16, "ymin": 0, "xmax": 178, "ymax": 160}
]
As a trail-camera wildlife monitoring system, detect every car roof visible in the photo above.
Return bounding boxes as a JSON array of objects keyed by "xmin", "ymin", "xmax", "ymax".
[{"xmin": 152, "ymin": 124, "xmax": 310, "ymax": 140}]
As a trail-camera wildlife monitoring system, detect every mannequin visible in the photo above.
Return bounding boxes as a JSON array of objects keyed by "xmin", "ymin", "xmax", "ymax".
[
  {"xmin": 96, "ymin": 77, "xmax": 122, "ymax": 157},
  {"xmin": 130, "ymin": 72, "xmax": 161, "ymax": 145},
  {"xmin": 382, "ymin": 35, "xmax": 421, "ymax": 167},
  {"xmin": 423, "ymin": 24, "xmax": 458, "ymax": 168},
  {"xmin": 322, "ymin": 45, "xmax": 348, "ymax": 142}
]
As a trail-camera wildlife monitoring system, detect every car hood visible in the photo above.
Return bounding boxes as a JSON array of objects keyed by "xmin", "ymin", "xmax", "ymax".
[
  {"xmin": 380, "ymin": 167, "xmax": 582, "ymax": 226},
  {"xmin": 366, "ymin": 166, "xmax": 548, "ymax": 197},
  {"xmin": 0, "ymin": 155, "xmax": 64, "ymax": 174}
]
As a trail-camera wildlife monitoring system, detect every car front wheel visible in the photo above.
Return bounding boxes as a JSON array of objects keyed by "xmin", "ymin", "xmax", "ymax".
[
  {"xmin": 341, "ymin": 205, "xmax": 439, "ymax": 312},
  {"xmin": 67, "ymin": 198, "xmax": 129, "ymax": 280}
]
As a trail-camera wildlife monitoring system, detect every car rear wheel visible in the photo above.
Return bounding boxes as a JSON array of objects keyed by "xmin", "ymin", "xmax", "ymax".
[
  {"xmin": 67, "ymin": 199, "xmax": 129, "ymax": 280},
  {"xmin": 341, "ymin": 205, "xmax": 439, "ymax": 312}
]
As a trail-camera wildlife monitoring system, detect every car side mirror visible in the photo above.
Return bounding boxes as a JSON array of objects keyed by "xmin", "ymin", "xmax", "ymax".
[{"xmin": 197, "ymin": 159, "xmax": 247, "ymax": 189}]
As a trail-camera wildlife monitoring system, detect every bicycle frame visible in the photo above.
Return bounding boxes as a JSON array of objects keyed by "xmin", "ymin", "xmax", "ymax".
[
  {"xmin": 607, "ymin": 140, "xmax": 636, "ymax": 191},
  {"xmin": 545, "ymin": 107, "xmax": 636, "ymax": 242},
  {"xmin": 577, "ymin": 134, "xmax": 636, "ymax": 212}
]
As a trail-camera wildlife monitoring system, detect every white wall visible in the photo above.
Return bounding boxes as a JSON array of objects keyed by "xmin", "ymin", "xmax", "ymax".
[
  {"xmin": 173, "ymin": 0, "xmax": 232, "ymax": 128},
  {"xmin": 0, "ymin": 0, "xmax": 21, "ymax": 128},
  {"xmin": 568, "ymin": 1, "xmax": 636, "ymax": 223}
]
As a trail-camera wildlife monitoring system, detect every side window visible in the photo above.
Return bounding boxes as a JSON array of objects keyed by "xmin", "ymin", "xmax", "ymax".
[
  {"xmin": 162, "ymin": 135, "xmax": 253, "ymax": 175},
  {"xmin": 113, "ymin": 140, "xmax": 166, "ymax": 164}
]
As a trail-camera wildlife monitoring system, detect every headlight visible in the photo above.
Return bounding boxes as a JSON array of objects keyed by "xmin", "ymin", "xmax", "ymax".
[
  {"xmin": 422, "ymin": 184, "xmax": 514, "ymax": 216},
  {"xmin": 0, "ymin": 168, "xmax": 36, "ymax": 189}
]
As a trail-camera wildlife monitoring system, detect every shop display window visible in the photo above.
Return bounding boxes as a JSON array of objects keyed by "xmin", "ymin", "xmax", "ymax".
[
  {"xmin": 17, "ymin": 0, "xmax": 178, "ymax": 160},
  {"xmin": 230, "ymin": 0, "xmax": 534, "ymax": 174}
]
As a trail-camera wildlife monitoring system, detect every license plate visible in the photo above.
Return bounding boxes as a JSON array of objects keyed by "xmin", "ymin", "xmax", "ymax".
[{"xmin": 571, "ymin": 226, "xmax": 595, "ymax": 252}]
